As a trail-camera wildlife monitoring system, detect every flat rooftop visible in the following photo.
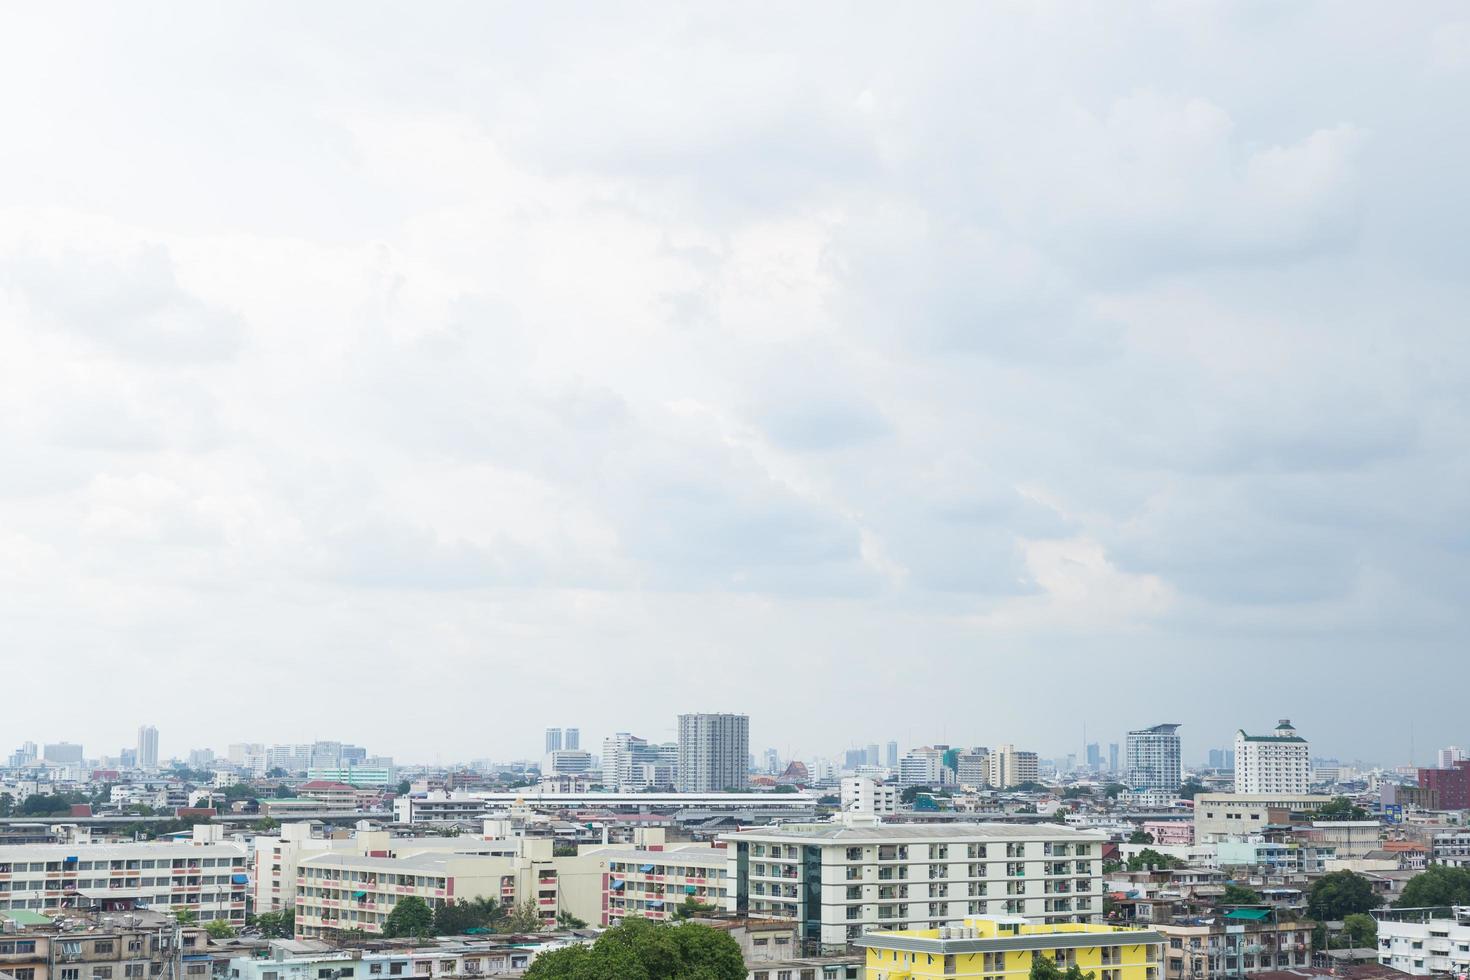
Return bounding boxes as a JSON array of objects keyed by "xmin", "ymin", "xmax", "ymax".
[{"xmin": 722, "ymin": 821, "xmax": 1107, "ymax": 843}]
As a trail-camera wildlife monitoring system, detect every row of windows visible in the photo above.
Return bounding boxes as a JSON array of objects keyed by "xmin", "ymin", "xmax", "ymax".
[{"xmin": 0, "ymin": 858, "xmax": 239, "ymax": 873}]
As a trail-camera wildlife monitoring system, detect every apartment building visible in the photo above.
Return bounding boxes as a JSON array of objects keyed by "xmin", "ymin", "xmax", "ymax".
[
  {"xmin": 0, "ymin": 909, "xmax": 210, "ymax": 980},
  {"xmin": 1126, "ymin": 725, "xmax": 1182, "ymax": 802},
  {"xmin": 223, "ymin": 935, "xmax": 585, "ymax": 980},
  {"xmin": 0, "ymin": 827, "xmax": 248, "ymax": 923},
  {"xmin": 391, "ymin": 793, "xmax": 488, "ymax": 825},
  {"xmin": 840, "ymin": 778, "xmax": 899, "ymax": 815},
  {"xmin": 987, "ymin": 746, "xmax": 1040, "ymax": 790},
  {"xmin": 860, "ymin": 915, "xmax": 1163, "ymax": 980},
  {"xmin": 1156, "ymin": 912, "xmax": 1311, "ymax": 980},
  {"xmin": 1376, "ymin": 907, "xmax": 1470, "ymax": 975},
  {"xmin": 899, "ymin": 750, "xmax": 952, "ymax": 789},
  {"xmin": 1234, "ymin": 722, "xmax": 1311, "ymax": 795},
  {"xmin": 293, "ymin": 838, "xmax": 602, "ymax": 940},
  {"xmin": 597, "ymin": 844, "xmax": 730, "ymax": 925},
  {"xmin": 1431, "ymin": 829, "xmax": 1470, "ymax": 868},
  {"xmin": 1193, "ymin": 794, "xmax": 1332, "ymax": 842},
  {"xmin": 722, "ymin": 817, "xmax": 1106, "ymax": 950},
  {"xmin": 677, "ymin": 714, "xmax": 749, "ymax": 794}
]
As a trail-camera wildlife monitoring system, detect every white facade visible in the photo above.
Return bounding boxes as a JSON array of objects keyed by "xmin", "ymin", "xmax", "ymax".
[
  {"xmin": 898, "ymin": 749, "xmax": 950, "ymax": 788},
  {"xmin": 677, "ymin": 713, "xmax": 750, "ymax": 793},
  {"xmin": 723, "ymin": 819, "xmax": 1105, "ymax": 950},
  {"xmin": 392, "ymin": 791, "xmax": 488, "ymax": 824},
  {"xmin": 1125, "ymin": 724, "xmax": 1181, "ymax": 796},
  {"xmin": 542, "ymin": 750, "xmax": 593, "ymax": 776},
  {"xmin": 987, "ymin": 745, "xmax": 1039, "ymax": 789},
  {"xmin": 136, "ymin": 726, "xmax": 159, "ymax": 771},
  {"xmin": 841, "ymin": 778, "xmax": 899, "ymax": 815},
  {"xmin": 1377, "ymin": 908, "xmax": 1470, "ymax": 975},
  {"xmin": 1234, "ymin": 721, "xmax": 1310, "ymax": 795}
]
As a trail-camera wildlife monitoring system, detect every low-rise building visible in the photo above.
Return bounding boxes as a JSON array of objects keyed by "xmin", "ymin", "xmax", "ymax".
[
  {"xmin": 597, "ymin": 844, "xmax": 729, "ymax": 925},
  {"xmin": 1374, "ymin": 906, "xmax": 1470, "ymax": 975},
  {"xmin": 223, "ymin": 934, "xmax": 586, "ymax": 980},
  {"xmin": 858, "ymin": 914, "xmax": 1163, "ymax": 980},
  {"xmin": 1156, "ymin": 911, "xmax": 1312, "ymax": 980},
  {"xmin": 722, "ymin": 815, "xmax": 1106, "ymax": 950},
  {"xmin": 840, "ymin": 779, "xmax": 899, "ymax": 815},
  {"xmin": 1194, "ymin": 795, "xmax": 1335, "ymax": 842},
  {"xmin": 0, "ymin": 908, "xmax": 211, "ymax": 980}
]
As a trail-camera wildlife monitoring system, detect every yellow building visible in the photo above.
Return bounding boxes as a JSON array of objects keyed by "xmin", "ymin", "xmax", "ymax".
[{"xmin": 859, "ymin": 915, "xmax": 1163, "ymax": 980}]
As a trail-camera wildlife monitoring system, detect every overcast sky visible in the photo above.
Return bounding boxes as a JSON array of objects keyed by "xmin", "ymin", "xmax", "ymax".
[{"xmin": 1, "ymin": 3, "xmax": 1467, "ymax": 769}]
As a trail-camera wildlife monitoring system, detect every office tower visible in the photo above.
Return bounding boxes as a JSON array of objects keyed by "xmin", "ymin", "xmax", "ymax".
[
  {"xmin": 1235, "ymin": 720, "xmax": 1310, "ymax": 794},
  {"xmin": 565, "ymin": 728, "xmax": 580, "ymax": 751},
  {"xmin": 1438, "ymin": 746, "xmax": 1467, "ymax": 769},
  {"xmin": 676, "ymin": 713, "xmax": 749, "ymax": 793},
  {"xmin": 341, "ymin": 745, "xmax": 367, "ymax": 765},
  {"xmin": 1108, "ymin": 743, "xmax": 1119, "ymax": 773},
  {"xmin": 955, "ymin": 748, "xmax": 989, "ymax": 787},
  {"xmin": 864, "ymin": 744, "xmax": 879, "ymax": 767},
  {"xmin": 886, "ymin": 741, "xmax": 899, "ymax": 769},
  {"xmin": 763, "ymin": 748, "xmax": 781, "ymax": 774},
  {"xmin": 844, "ymin": 748, "xmax": 867, "ymax": 770},
  {"xmin": 986, "ymin": 744, "xmax": 1039, "ymax": 788},
  {"xmin": 1208, "ymin": 748, "xmax": 1224, "ymax": 769},
  {"xmin": 899, "ymin": 747, "xmax": 950, "ymax": 787},
  {"xmin": 1086, "ymin": 742, "xmax": 1102, "ymax": 770},
  {"xmin": 43, "ymin": 742, "xmax": 84, "ymax": 766},
  {"xmin": 8, "ymin": 742, "xmax": 37, "ymax": 767},
  {"xmin": 137, "ymin": 725, "xmax": 159, "ymax": 770},
  {"xmin": 545, "ymin": 728, "xmax": 563, "ymax": 753},
  {"xmin": 187, "ymin": 748, "xmax": 215, "ymax": 769},
  {"xmin": 1125, "ymin": 724, "xmax": 1182, "ymax": 797}
]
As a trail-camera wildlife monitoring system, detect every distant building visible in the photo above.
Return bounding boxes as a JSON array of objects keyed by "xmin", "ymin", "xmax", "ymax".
[
  {"xmin": 41, "ymin": 742, "xmax": 83, "ymax": 766},
  {"xmin": 1417, "ymin": 759, "xmax": 1470, "ymax": 810},
  {"xmin": 1109, "ymin": 743, "xmax": 1120, "ymax": 774},
  {"xmin": 841, "ymin": 777, "xmax": 899, "ymax": 814},
  {"xmin": 1374, "ymin": 907, "xmax": 1470, "ymax": 975},
  {"xmin": 900, "ymin": 748, "xmax": 952, "ymax": 787},
  {"xmin": 987, "ymin": 745, "xmax": 1039, "ymax": 789},
  {"xmin": 1234, "ymin": 721, "xmax": 1311, "ymax": 795},
  {"xmin": 544, "ymin": 728, "xmax": 563, "ymax": 753},
  {"xmin": 1193, "ymin": 793, "xmax": 1334, "ymax": 841},
  {"xmin": 1126, "ymin": 724, "xmax": 1182, "ymax": 801},
  {"xmin": 887, "ymin": 741, "xmax": 900, "ymax": 769},
  {"xmin": 136, "ymin": 725, "xmax": 159, "ymax": 771},
  {"xmin": 676, "ymin": 713, "xmax": 749, "ymax": 793},
  {"xmin": 564, "ymin": 727, "xmax": 579, "ymax": 750}
]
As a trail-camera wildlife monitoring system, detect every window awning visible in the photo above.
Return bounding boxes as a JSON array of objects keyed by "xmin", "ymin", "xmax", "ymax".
[
  {"xmin": 648, "ymin": 901, "xmax": 663, "ymax": 908},
  {"xmin": 232, "ymin": 874, "xmax": 249, "ymax": 884},
  {"xmin": 610, "ymin": 880, "xmax": 624, "ymax": 890},
  {"xmin": 1225, "ymin": 908, "xmax": 1272, "ymax": 920},
  {"xmin": 639, "ymin": 864, "xmax": 654, "ymax": 873},
  {"xmin": 684, "ymin": 885, "xmax": 697, "ymax": 894},
  {"xmin": 354, "ymin": 891, "xmax": 367, "ymax": 900}
]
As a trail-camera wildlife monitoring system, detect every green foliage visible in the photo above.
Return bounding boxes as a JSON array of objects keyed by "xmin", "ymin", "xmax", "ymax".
[
  {"xmin": 1011, "ymin": 781, "xmax": 1051, "ymax": 793},
  {"xmin": 503, "ymin": 899, "xmax": 546, "ymax": 933},
  {"xmin": 16, "ymin": 792, "xmax": 92, "ymax": 816},
  {"xmin": 205, "ymin": 919, "xmax": 237, "ymax": 939},
  {"xmin": 670, "ymin": 898, "xmax": 720, "ymax": 920},
  {"xmin": 772, "ymin": 784, "xmax": 797, "ymax": 793},
  {"xmin": 1342, "ymin": 913, "xmax": 1377, "ymax": 948},
  {"xmin": 1221, "ymin": 884, "xmax": 1264, "ymax": 906},
  {"xmin": 1030, "ymin": 953, "xmax": 1096, "ymax": 980},
  {"xmin": 173, "ymin": 908, "xmax": 198, "ymax": 925},
  {"xmin": 1102, "ymin": 860, "xmax": 1123, "ymax": 874},
  {"xmin": 1103, "ymin": 783, "xmax": 1127, "ymax": 799},
  {"xmin": 254, "ymin": 909, "xmax": 295, "ymax": 938},
  {"xmin": 1308, "ymin": 871, "xmax": 1382, "ymax": 921},
  {"xmin": 396, "ymin": 780, "xmax": 412, "ymax": 795},
  {"xmin": 556, "ymin": 910, "xmax": 589, "ymax": 929},
  {"xmin": 1062, "ymin": 787, "xmax": 1093, "ymax": 799},
  {"xmin": 1177, "ymin": 780, "xmax": 1205, "ymax": 801},
  {"xmin": 524, "ymin": 917, "xmax": 744, "ymax": 980},
  {"xmin": 1396, "ymin": 865, "xmax": 1470, "ymax": 908},
  {"xmin": 1127, "ymin": 848, "xmax": 1184, "ymax": 872},
  {"xmin": 383, "ymin": 896, "xmax": 434, "ymax": 939},
  {"xmin": 0, "ymin": 793, "xmax": 12, "ymax": 817},
  {"xmin": 1127, "ymin": 830, "xmax": 1155, "ymax": 845},
  {"xmin": 433, "ymin": 898, "xmax": 507, "ymax": 936},
  {"xmin": 1316, "ymin": 796, "xmax": 1371, "ymax": 821}
]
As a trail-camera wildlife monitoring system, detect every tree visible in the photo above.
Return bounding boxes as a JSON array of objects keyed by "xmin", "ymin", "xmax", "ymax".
[
  {"xmin": 503, "ymin": 899, "xmax": 546, "ymax": 934},
  {"xmin": 1031, "ymin": 953, "xmax": 1096, "ymax": 980},
  {"xmin": 1104, "ymin": 783, "xmax": 1127, "ymax": 800},
  {"xmin": 396, "ymin": 780, "xmax": 412, "ymax": 795},
  {"xmin": 1062, "ymin": 787, "xmax": 1093, "ymax": 800},
  {"xmin": 555, "ymin": 910, "xmax": 588, "ymax": 929},
  {"xmin": 1396, "ymin": 865, "xmax": 1470, "ymax": 908},
  {"xmin": 0, "ymin": 793, "xmax": 13, "ymax": 817},
  {"xmin": 255, "ymin": 909, "xmax": 295, "ymax": 938},
  {"xmin": 267, "ymin": 767, "xmax": 287, "ymax": 778},
  {"xmin": 1177, "ymin": 780, "xmax": 1206, "ymax": 801},
  {"xmin": 1221, "ymin": 884, "xmax": 1263, "ymax": 906},
  {"xmin": 1128, "ymin": 830, "xmax": 1155, "ymax": 845},
  {"xmin": 383, "ymin": 897, "xmax": 434, "ymax": 939},
  {"xmin": 1342, "ymin": 913, "xmax": 1377, "ymax": 949},
  {"xmin": 524, "ymin": 917, "xmax": 744, "ymax": 980},
  {"xmin": 1308, "ymin": 871, "xmax": 1382, "ymax": 921},
  {"xmin": 1317, "ymin": 796, "xmax": 1370, "ymax": 821},
  {"xmin": 670, "ymin": 898, "xmax": 719, "ymax": 920},
  {"xmin": 900, "ymin": 785, "xmax": 934, "ymax": 804},
  {"xmin": 205, "ymin": 920, "xmax": 236, "ymax": 940},
  {"xmin": 1127, "ymin": 849, "xmax": 1184, "ymax": 872},
  {"xmin": 172, "ymin": 908, "xmax": 198, "ymax": 925}
]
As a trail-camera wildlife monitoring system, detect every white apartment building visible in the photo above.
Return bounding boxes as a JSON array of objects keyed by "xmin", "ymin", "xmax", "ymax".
[
  {"xmin": 392, "ymin": 792, "xmax": 488, "ymax": 824},
  {"xmin": 1234, "ymin": 721, "xmax": 1311, "ymax": 795},
  {"xmin": 987, "ymin": 746, "xmax": 1040, "ymax": 789},
  {"xmin": 898, "ymin": 749, "xmax": 951, "ymax": 788},
  {"xmin": 541, "ymin": 750, "xmax": 593, "ymax": 776},
  {"xmin": 224, "ymin": 936, "xmax": 584, "ymax": 980},
  {"xmin": 0, "ymin": 826, "xmax": 248, "ymax": 923},
  {"xmin": 1126, "ymin": 725, "xmax": 1182, "ymax": 797},
  {"xmin": 1376, "ymin": 907, "xmax": 1470, "ymax": 975},
  {"xmin": 1193, "ymin": 793, "xmax": 1332, "ymax": 842},
  {"xmin": 841, "ymin": 778, "xmax": 900, "ymax": 815},
  {"xmin": 722, "ymin": 817, "xmax": 1105, "ymax": 950},
  {"xmin": 955, "ymin": 751, "xmax": 990, "ymax": 789}
]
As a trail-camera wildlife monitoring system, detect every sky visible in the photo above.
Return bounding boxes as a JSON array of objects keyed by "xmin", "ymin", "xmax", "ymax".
[{"xmin": 1, "ymin": 3, "xmax": 1467, "ymax": 769}]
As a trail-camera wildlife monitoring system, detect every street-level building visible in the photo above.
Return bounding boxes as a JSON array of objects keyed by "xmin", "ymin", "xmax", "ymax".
[
  {"xmin": 1155, "ymin": 911, "xmax": 1312, "ymax": 980},
  {"xmin": 0, "ymin": 826, "xmax": 248, "ymax": 923},
  {"xmin": 0, "ymin": 908, "xmax": 210, "ymax": 980},
  {"xmin": 1234, "ymin": 723, "xmax": 1311, "ymax": 796},
  {"xmin": 859, "ymin": 915, "xmax": 1163, "ymax": 980},
  {"xmin": 722, "ymin": 817, "xmax": 1105, "ymax": 951}
]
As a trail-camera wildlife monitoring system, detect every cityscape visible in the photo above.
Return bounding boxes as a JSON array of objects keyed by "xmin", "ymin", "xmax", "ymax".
[{"xmin": 3, "ymin": 4, "xmax": 1469, "ymax": 980}]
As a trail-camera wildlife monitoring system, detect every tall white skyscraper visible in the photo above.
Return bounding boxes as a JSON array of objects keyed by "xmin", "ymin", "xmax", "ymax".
[
  {"xmin": 137, "ymin": 725, "xmax": 159, "ymax": 771},
  {"xmin": 1125, "ymin": 723, "xmax": 1181, "ymax": 797},
  {"xmin": 676, "ymin": 713, "xmax": 749, "ymax": 793},
  {"xmin": 544, "ymin": 728, "xmax": 563, "ymax": 753},
  {"xmin": 1234, "ymin": 720, "xmax": 1311, "ymax": 794}
]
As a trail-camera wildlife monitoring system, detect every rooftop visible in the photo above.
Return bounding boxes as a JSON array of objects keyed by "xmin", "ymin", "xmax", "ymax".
[{"xmin": 723, "ymin": 821, "xmax": 1106, "ymax": 843}]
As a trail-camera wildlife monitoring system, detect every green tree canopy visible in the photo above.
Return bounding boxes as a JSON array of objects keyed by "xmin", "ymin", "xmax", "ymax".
[
  {"xmin": 1308, "ymin": 871, "xmax": 1382, "ymax": 921},
  {"xmin": 1177, "ymin": 780, "xmax": 1206, "ymax": 801},
  {"xmin": 254, "ymin": 909, "xmax": 295, "ymax": 938},
  {"xmin": 1127, "ymin": 830, "xmax": 1155, "ymax": 845},
  {"xmin": 1127, "ymin": 849, "xmax": 1184, "ymax": 872},
  {"xmin": 1316, "ymin": 797, "xmax": 1371, "ymax": 821},
  {"xmin": 205, "ymin": 920, "xmax": 236, "ymax": 939},
  {"xmin": 502, "ymin": 899, "xmax": 546, "ymax": 934},
  {"xmin": 383, "ymin": 897, "xmax": 434, "ymax": 939},
  {"xmin": 1221, "ymin": 884, "xmax": 1264, "ymax": 906},
  {"xmin": 1031, "ymin": 953, "xmax": 1097, "ymax": 980},
  {"xmin": 1342, "ymin": 913, "xmax": 1377, "ymax": 948},
  {"xmin": 524, "ymin": 917, "xmax": 744, "ymax": 980},
  {"xmin": 1396, "ymin": 865, "xmax": 1470, "ymax": 908}
]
